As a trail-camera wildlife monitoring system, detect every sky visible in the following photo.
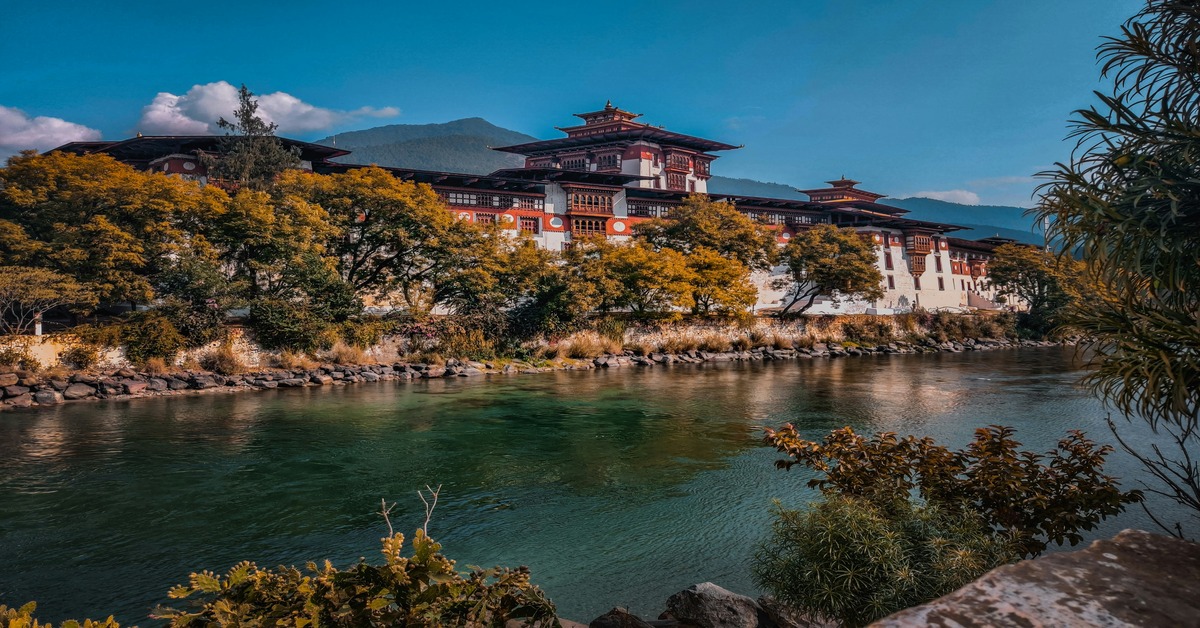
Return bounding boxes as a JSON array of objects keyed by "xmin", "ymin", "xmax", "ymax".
[{"xmin": 0, "ymin": 0, "xmax": 1141, "ymax": 207}]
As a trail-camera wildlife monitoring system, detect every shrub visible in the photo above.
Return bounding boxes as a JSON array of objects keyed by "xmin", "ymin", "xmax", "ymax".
[
  {"xmin": 592, "ymin": 316, "xmax": 627, "ymax": 342},
  {"xmin": 1, "ymin": 602, "xmax": 119, "ymax": 628},
  {"xmin": 625, "ymin": 340, "xmax": 656, "ymax": 356},
  {"xmin": 698, "ymin": 333, "xmax": 733, "ymax": 353},
  {"xmin": 327, "ymin": 341, "xmax": 368, "ymax": 366},
  {"xmin": 59, "ymin": 344, "xmax": 101, "ymax": 370},
  {"xmin": 340, "ymin": 317, "xmax": 391, "ymax": 349},
  {"xmin": 273, "ymin": 350, "xmax": 318, "ymax": 370},
  {"xmin": 0, "ymin": 345, "xmax": 40, "ymax": 372},
  {"xmin": 157, "ymin": 529, "xmax": 556, "ymax": 627},
  {"xmin": 249, "ymin": 298, "xmax": 334, "ymax": 353},
  {"xmin": 559, "ymin": 331, "xmax": 619, "ymax": 359},
  {"xmin": 120, "ymin": 313, "xmax": 185, "ymax": 367},
  {"xmin": 748, "ymin": 329, "xmax": 770, "ymax": 347},
  {"xmin": 437, "ymin": 328, "xmax": 495, "ymax": 361},
  {"xmin": 840, "ymin": 317, "xmax": 894, "ymax": 344},
  {"xmin": 199, "ymin": 342, "xmax": 245, "ymax": 375},
  {"xmin": 143, "ymin": 357, "xmax": 171, "ymax": 375},
  {"xmin": 755, "ymin": 496, "xmax": 1014, "ymax": 627},
  {"xmin": 730, "ymin": 335, "xmax": 753, "ymax": 351},
  {"xmin": 770, "ymin": 334, "xmax": 793, "ymax": 350},
  {"xmin": 763, "ymin": 424, "xmax": 1142, "ymax": 558},
  {"xmin": 159, "ymin": 301, "xmax": 227, "ymax": 348},
  {"xmin": 659, "ymin": 335, "xmax": 699, "ymax": 354},
  {"xmin": 792, "ymin": 335, "xmax": 815, "ymax": 349}
]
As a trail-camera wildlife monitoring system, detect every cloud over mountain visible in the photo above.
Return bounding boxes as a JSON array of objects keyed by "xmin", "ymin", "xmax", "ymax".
[
  {"xmin": 0, "ymin": 105, "xmax": 102, "ymax": 159},
  {"xmin": 137, "ymin": 81, "xmax": 399, "ymax": 135},
  {"xmin": 912, "ymin": 189, "xmax": 981, "ymax": 205}
]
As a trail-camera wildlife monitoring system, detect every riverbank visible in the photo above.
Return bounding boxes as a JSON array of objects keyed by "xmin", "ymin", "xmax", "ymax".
[{"xmin": 0, "ymin": 335, "xmax": 1067, "ymax": 410}]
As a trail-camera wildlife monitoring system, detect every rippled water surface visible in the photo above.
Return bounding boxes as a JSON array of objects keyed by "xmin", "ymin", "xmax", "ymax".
[{"xmin": 0, "ymin": 348, "xmax": 1179, "ymax": 623}]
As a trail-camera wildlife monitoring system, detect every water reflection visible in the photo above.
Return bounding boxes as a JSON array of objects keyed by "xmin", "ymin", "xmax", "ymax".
[{"xmin": 0, "ymin": 348, "xmax": 1171, "ymax": 624}]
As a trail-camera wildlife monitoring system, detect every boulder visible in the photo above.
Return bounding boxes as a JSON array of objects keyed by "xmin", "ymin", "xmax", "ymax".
[
  {"xmin": 458, "ymin": 367, "xmax": 482, "ymax": 377},
  {"xmin": 147, "ymin": 378, "xmax": 169, "ymax": 391},
  {"xmin": 168, "ymin": 378, "xmax": 190, "ymax": 390},
  {"xmin": 192, "ymin": 376, "xmax": 220, "ymax": 390},
  {"xmin": 4, "ymin": 393, "xmax": 33, "ymax": 408},
  {"xmin": 63, "ymin": 383, "xmax": 96, "ymax": 400},
  {"xmin": 663, "ymin": 582, "xmax": 767, "ymax": 628},
  {"xmin": 422, "ymin": 368, "xmax": 446, "ymax": 378},
  {"xmin": 361, "ymin": 371, "xmax": 380, "ymax": 382},
  {"xmin": 3, "ymin": 385, "xmax": 31, "ymax": 398},
  {"xmin": 757, "ymin": 596, "xmax": 819, "ymax": 628},
  {"xmin": 50, "ymin": 379, "xmax": 69, "ymax": 391},
  {"xmin": 254, "ymin": 379, "xmax": 279, "ymax": 389},
  {"xmin": 589, "ymin": 607, "xmax": 654, "ymax": 628},
  {"xmin": 33, "ymin": 390, "xmax": 64, "ymax": 406},
  {"xmin": 874, "ymin": 529, "xmax": 1200, "ymax": 627},
  {"xmin": 310, "ymin": 374, "xmax": 333, "ymax": 385},
  {"xmin": 122, "ymin": 380, "xmax": 149, "ymax": 395},
  {"xmin": 0, "ymin": 373, "xmax": 18, "ymax": 387},
  {"xmin": 278, "ymin": 378, "xmax": 307, "ymax": 387}
]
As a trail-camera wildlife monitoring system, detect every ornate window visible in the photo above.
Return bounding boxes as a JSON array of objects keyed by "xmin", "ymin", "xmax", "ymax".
[
  {"xmin": 567, "ymin": 189, "xmax": 614, "ymax": 214},
  {"xmin": 571, "ymin": 218, "xmax": 607, "ymax": 237},
  {"xmin": 475, "ymin": 213, "xmax": 498, "ymax": 225},
  {"xmin": 666, "ymin": 172, "xmax": 687, "ymax": 190},
  {"xmin": 519, "ymin": 217, "xmax": 540, "ymax": 234}
]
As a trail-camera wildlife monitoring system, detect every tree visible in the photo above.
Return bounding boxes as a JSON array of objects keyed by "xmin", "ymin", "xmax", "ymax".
[
  {"xmin": 1034, "ymin": 0, "xmax": 1200, "ymax": 535},
  {"xmin": 686, "ymin": 248, "xmax": 758, "ymax": 316},
  {"xmin": 0, "ymin": 151, "xmax": 227, "ymax": 305},
  {"xmin": 201, "ymin": 84, "xmax": 300, "ymax": 189},
  {"xmin": 634, "ymin": 194, "xmax": 778, "ymax": 271},
  {"xmin": 762, "ymin": 424, "xmax": 1141, "ymax": 558},
  {"xmin": 772, "ymin": 224, "xmax": 884, "ymax": 315},
  {"xmin": 607, "ymin": 240, "xmax": 695, "ymax": 316},
  {"xmin": 986, "ymin": 243, "xmax": 1084, "ymax": 333},
  {"xmin": 0, "ymin": 267, "xmax": 96, "ymax": 335}
]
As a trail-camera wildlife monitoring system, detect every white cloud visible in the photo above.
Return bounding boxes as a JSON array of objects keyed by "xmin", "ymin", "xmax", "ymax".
[
  {"xmin": 136, "ymin": 81, "xmax": 400, "ymax": 135},
  {"xmin": 912, "ymin": 189, "xmax": 981, "ymax": 205},
  {"xmin": 0, "ymin": 105, "xmax": 102, "ymax": 159}
]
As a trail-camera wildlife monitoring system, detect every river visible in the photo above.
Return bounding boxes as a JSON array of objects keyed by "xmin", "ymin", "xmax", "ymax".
[{"xmin": 0, "ymin": 347, "xmax": 1181, "ymax": 623}]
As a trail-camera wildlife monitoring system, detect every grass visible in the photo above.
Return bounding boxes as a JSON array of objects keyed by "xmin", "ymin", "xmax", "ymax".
[
  {"xmin": 199, "ymin": 343, "xmax": 247, "ymax": 375},
  {"xmin": 274, "ymin": 351, "xmax": 319, "ymax": 370}
]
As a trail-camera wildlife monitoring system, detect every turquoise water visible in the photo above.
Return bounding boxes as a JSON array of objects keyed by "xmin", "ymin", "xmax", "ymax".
[{"xmin": 0, "ymin": 348, "xmax": 1176, "ymax": 623}]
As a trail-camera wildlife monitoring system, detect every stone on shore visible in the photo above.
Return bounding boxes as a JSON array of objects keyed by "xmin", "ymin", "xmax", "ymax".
[
  {"xmin": 872, "ymin": 529, "xmax": 1200, "ymax": 627},
  {"xmin": 662, "ymin": 582, "xmax": 769, "ymax": 627},
  {"xmin": 589, "ymin": 606, "xmax": 654, "ymax": 628},
  {"xmin": 63, "ymin": 383, "xmax": 96, "ymax": 400},
  {"xmin": 33, "ymin": 390, "xmax": 64, "ymax": 406}
]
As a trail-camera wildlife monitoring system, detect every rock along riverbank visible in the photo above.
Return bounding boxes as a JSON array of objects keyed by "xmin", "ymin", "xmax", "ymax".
[{"xmin": 0, "ymin": 336, "xmax": 1066, "ymax": 411}]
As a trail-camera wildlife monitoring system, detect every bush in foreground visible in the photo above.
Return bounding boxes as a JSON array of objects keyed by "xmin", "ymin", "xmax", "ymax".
[
  {"xmin": 6, "ymin": 529, "xmax": 556, "ymax": 628},
  {"xmin": 754, "ymin": 496, "xmax": 1014, "ymax": 627}
]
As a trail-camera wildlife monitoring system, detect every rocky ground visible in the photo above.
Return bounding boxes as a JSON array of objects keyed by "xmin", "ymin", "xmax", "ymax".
[{"xmin": 0, "ymin": 337, "xmax": 1065, "ymax": 410}]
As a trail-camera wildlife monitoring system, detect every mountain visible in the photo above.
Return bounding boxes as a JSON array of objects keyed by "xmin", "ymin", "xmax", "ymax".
[
  {"xmin": 316, "ymin": 118, "xmax": 536, "ymax": 174},
  {"xmin": 880, "ymin": 197, "xmax": 1044, "ymax": 245},
  {"xmin": 318, "ymin": 118, "xmax": 1043, "ymax": 244},
  {"xmin": 708, "ymin": 176, "xmax": 806, "ymax": 200}
]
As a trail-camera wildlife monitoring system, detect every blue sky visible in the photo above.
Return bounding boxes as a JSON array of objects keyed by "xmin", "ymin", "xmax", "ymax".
[{"xmin": 0, "ymin": 0, "xmax": 1139, "ymax": 206}]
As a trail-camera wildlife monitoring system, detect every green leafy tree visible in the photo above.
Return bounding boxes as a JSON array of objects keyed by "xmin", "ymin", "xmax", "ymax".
[
  {"xmin": 773, "ymin": 224, "xmax": 884, "ymax": 315},
  {"xmin": 201, "ymin": 84, "xmax": 301, "ymax": 189},
  {"xmin": 608, "ymin": 240, "xmax": 695, "ymax": 316},
  {"xmin": 0, "ymin": 266, "xmax": 96, "ymax": 335},
  {"xmin": 754, "ymin": 496, "xmax": 1014, "ymax": 627},
  {"xmin": 1034, "ymin": 0, "xmax": 1200, "ymax": 535},
  {"xmin": 634, "ymin": 194, "xmax": 778, "ymax": 271},
  {"xmin": 986, "ymin": 243, "xmax": 1084, "ymax": 334},
  {"xmin": 763, "ymin": 424, "xmax": 1141, "ymax": 557}
]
